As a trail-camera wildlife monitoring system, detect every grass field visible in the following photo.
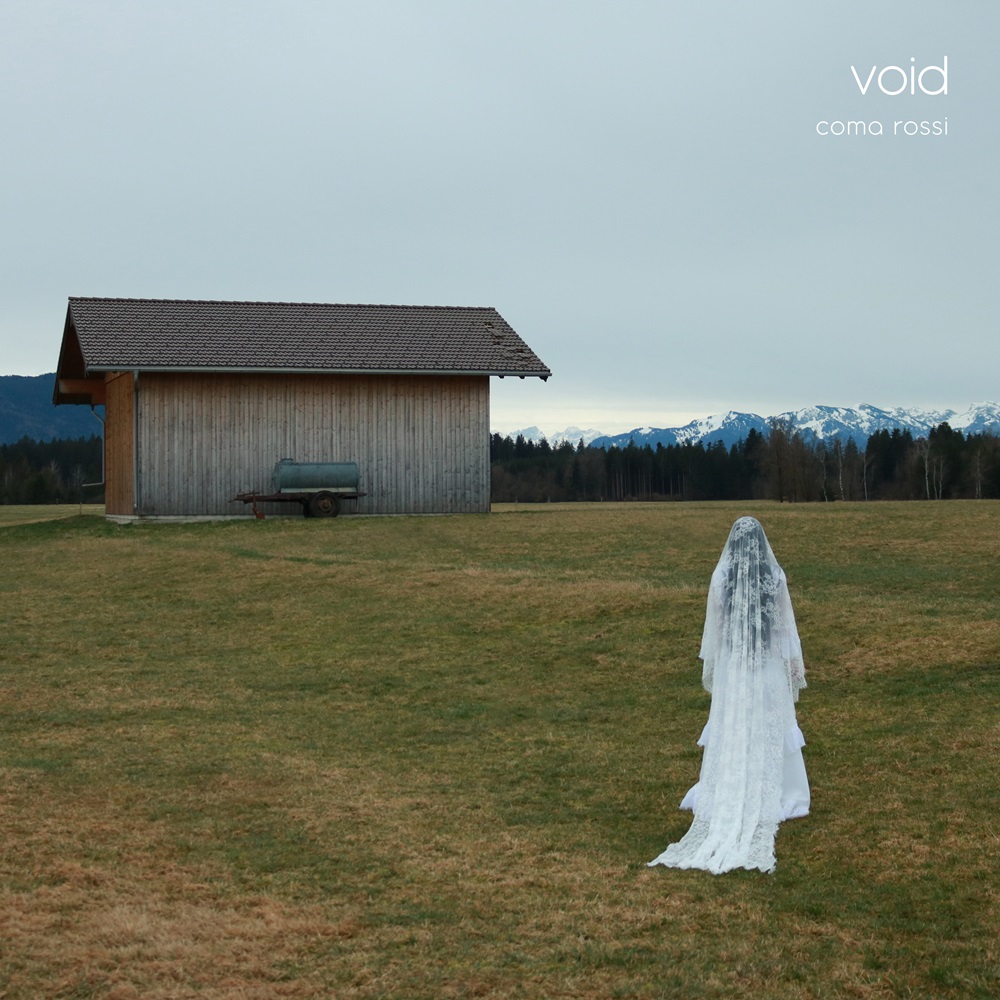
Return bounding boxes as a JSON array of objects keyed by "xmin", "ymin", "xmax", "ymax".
[{"xmin": 1, "ymin": 501, "xmax": 998, "ymax": 998}]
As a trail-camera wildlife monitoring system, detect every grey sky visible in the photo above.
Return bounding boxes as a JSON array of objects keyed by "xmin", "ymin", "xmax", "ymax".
[{"xmin": 1, "ymin": 1, "xmax": 995, "ymax": 434}]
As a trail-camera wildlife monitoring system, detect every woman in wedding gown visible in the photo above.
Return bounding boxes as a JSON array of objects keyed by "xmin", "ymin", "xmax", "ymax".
[{"xmin": 648, "ymin": 516, "xmax": 809, "ymax": 874}]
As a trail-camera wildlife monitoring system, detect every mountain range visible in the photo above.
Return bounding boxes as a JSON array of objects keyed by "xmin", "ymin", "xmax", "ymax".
[
  {"xmin": 4, "ymin": 374, "xmax": 999, "ymax": 451},
  {"xmin": 506, "ymin": 402, "xmax": 1000, "ymax": 450}
]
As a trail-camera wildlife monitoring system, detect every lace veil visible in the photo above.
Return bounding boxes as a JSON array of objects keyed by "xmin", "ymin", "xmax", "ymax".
[{"xmin": 699, "ymin": 516, "xmax": 805, "ymax": 701}]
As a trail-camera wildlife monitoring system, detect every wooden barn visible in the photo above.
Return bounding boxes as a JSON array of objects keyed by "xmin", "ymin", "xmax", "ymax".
[{"xmin": 53, "ymin": 297, "xmax": 550, "ymax": 518}]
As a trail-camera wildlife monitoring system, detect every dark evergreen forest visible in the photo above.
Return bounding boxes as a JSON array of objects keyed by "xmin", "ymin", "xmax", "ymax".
[
  {"xmin": 491, "ymin": 422, "xmax": 1000, "ymax": 502},
  {"xmin": 0, "ymin": 436, "xmax": 104, "ymax": 504},
  {"xmin": 3, "ymin": 424, "xmax": 1000, "ymax": 505}
]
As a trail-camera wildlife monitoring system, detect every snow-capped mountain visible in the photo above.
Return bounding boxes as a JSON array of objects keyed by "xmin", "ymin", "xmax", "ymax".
[
  {"xmin": 500, "ymin": 425, "xmax": 607, "ymax": 447},
  {"xmin": 777, "ymin": 402, "xmax": 1000, "ymax": 444},
  {"xmin": 516, "ymin": 402, "xmax": 1000, "ymax": 450},
  {"xmin": 950, "ymin": 402, "xmax": 1000, "ymax": 436}
]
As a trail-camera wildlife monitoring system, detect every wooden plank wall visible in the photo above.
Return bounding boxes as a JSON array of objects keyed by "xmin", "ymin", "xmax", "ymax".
[
  {"xmin": 104, "ymin": 372, "xmax": 134, "ymax": 515},
  {"xmin": 133, "ymin": 372, "xmax": 491, "ymax": 516}
]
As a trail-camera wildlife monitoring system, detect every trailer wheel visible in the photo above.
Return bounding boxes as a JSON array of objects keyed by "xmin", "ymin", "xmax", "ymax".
[{"xmin": 308, "ymin": 492, "xmax": 340, "ymax": 518}]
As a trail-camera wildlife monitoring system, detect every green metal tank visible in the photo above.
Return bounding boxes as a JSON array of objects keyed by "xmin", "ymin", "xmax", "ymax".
[{"xmin": 272, "ymin": 459, "xmax": 360, "ymax": 494}]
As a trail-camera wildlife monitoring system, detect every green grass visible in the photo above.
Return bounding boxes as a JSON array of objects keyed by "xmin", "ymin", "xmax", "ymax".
[{"xmin": 1, "ymin": 501, "xmax": 998, "ymax": 998}]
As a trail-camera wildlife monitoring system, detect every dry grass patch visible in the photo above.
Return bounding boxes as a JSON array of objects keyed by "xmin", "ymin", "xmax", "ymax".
[{"xmin": 1, "ymin": 501, "xmax": 999, "ymax": 997}]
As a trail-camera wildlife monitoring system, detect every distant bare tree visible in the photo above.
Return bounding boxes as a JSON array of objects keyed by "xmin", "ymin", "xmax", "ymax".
[{"xmin": 765, "ymin": 419, "xmax": 792, "ymax": 501}]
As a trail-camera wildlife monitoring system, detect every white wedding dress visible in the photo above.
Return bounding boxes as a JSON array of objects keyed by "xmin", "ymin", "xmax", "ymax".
[{"xmin": 648, "ymin": 517, "xmax": 809, "ymax": 874}]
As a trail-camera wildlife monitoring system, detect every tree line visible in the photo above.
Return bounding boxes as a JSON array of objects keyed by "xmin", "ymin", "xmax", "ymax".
[
  {"xmin": 0, "ymin": 436, "xmax": 104, "ymax": 505},
  {"xmin": 491, "ymin": 422, "xmax": 1000, "ymax": 502},
  {"xmin": 4, "ymin": 424, "xmax": 999, "ymax": 506}
]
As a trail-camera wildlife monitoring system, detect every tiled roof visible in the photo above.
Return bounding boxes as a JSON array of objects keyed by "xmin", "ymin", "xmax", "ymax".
[{"xmin": 64, "ymin": 297, "xmax": 550, "ymax": 377}]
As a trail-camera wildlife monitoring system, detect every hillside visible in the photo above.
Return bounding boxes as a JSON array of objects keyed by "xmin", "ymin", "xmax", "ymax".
[{"xmin": 0, "ymin": 374, "xmax": 104, "ymax": 443}]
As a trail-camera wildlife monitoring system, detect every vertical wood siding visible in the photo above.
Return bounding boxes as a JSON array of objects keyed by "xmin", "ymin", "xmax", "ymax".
[
  {"xmin": 133, "ymin": 373, "xmax": 490, "ymax": 516},
  {"xmin": 104, "ymin": 372, "xmax": 134, "ymax": 515}
]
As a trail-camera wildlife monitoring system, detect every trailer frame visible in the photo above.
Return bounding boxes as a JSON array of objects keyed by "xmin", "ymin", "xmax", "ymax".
[{"xmin": 230, "ymin": 489, "xmax": 366, "ymax": 519}]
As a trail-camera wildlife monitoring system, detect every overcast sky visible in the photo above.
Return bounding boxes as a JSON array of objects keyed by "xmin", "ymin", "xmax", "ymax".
[{"xmin": 1, "ymin": 1, "xmax": 995, "ymax": 434}]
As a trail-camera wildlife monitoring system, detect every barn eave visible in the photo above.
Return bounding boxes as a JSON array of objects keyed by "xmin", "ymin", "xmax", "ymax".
[{"xmin": 75, "ymin": 364, "xmax": 550, "ymax": 380}]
